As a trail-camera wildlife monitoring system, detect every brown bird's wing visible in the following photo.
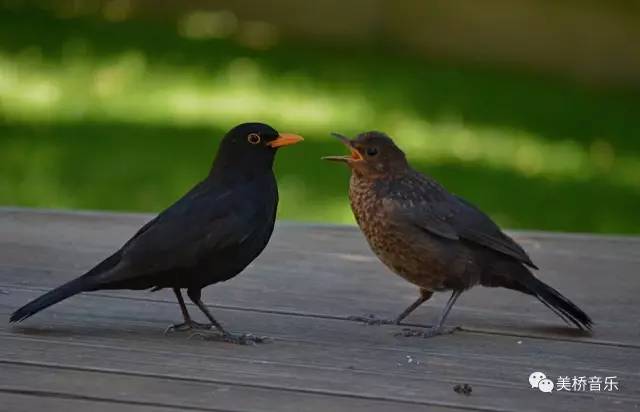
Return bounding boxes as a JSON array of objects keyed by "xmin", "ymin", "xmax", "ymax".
[
  {"xmin": 447, "ymin": 195, "xmax": 538, "ymax": 269},
  {"xmin": 383, "ymin": 197, "xmax": 459, "ymax": 240},
  {"xmin": 384, "ymin": 174, "xmax": 537, "ymax": 269}
]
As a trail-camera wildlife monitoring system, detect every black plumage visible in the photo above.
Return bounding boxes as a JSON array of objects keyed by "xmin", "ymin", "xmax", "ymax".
[
  {"xmin": 10, "ymin": 123, "xmax": 303, "ymax": 341},
  {"xmin": 323, "ymin": 131, "xmax": 592, "ymax": 337}
]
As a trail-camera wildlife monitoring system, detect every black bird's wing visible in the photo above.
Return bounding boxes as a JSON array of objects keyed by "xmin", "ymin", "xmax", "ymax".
[
  {"xmin": 385, "ymin": 173, "xmax": 537, "ymax": 269},
  {"xmin": 98, "ymin": 179, "xmax": 270, "ymax": 285}
]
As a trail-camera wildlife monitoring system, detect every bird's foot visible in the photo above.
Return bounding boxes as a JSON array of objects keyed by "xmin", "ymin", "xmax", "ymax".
[
  {"xmin": 189, "ymin": 330, "xmax": 271, "ymax": 345},
  {"xmin": 394, "ymin": 325, "xmax": 461, "ymax": 339},
  {"xmin": 164, "ymin": 321, "xmax": 213, "ymax": 335},
  {"xmin": 347, "ymin": 314, "xmax": 396, "ymax": 326}
]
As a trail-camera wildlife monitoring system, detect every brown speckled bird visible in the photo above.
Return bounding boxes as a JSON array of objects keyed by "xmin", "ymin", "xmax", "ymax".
[{"xmin": 323, "ymin": 131, "xmax": 592, "ymax": 337}]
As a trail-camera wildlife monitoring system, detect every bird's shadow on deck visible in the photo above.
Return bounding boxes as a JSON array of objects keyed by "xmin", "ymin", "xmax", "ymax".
[
  {"xmin": 521, "ymin": 325, "xmax": 592, "ymax": 339},
  {"xmin": 7, "ymin": 323, "xmax": 177, "ymax": 341},
  {"xmin": 459, "ymin": 324, "xmax": 593, "ymax": 340}
]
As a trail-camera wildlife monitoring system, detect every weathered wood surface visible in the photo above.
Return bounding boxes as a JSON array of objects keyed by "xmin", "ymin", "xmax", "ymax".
[{"xmin": 0, "ymin": 208, "xmax": 638, "ymax": 412}]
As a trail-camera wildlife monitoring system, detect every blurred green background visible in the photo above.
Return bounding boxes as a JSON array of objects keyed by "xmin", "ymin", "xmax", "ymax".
[{"xmin": 1, "ymin": 0, "xmax": 639, "ymax": 234}]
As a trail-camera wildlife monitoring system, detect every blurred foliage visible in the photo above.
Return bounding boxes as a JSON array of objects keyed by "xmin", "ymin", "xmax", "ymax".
[{"xmin": 1, "ymin": 4, "xmax": 639, "ymax": 233}]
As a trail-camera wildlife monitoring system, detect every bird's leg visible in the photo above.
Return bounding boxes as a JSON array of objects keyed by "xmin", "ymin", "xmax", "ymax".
[
  {"xmin": 348, "ymin": 288, "xmax": 433, "ymax": 326},
  {"xmin": 186, "ymin": 288, "xmax": 226, "ymax": 332},
  {"xmin": 394, "ymin": 289, "xmax": 433, "ymax": 324},
  {"xmin": 422, "ymin": 289, "xmax": 462, "ymax": 337},
  {"xmin": 164, "ymin": 288, "xmax": 213, "ymax": 334},
  {"xmin": 395, "ymin": 290, "xmax": 462, "ymax": 338},
  {"xmin": 186, "ymin": 288, "xmax": 268, "ymax": 345}
]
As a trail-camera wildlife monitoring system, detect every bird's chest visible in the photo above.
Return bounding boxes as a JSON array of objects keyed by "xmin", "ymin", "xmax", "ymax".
[
  {"xmin": 197, "ymin": 179, "xmax": 277, "ymax": 279},
  {"xmin": 348, "ymin": 175, "xmax": 468, "ymax": 290},
  {"xmin": 349, "ymin": 177, "xmax": 410, "ymax": 268}
]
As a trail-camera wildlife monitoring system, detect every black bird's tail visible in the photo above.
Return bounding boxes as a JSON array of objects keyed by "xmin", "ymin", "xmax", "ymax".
[
  {"xmin": 10, "ymin": 251, "xmax": 122, "ymax": 323},
  {"xmin": 484, "ymin": 263, "xmax": 593, "ymax": 331},
  {"xmin": 10, "ymin": 275, "xmax": 94, "ymax": 323}
]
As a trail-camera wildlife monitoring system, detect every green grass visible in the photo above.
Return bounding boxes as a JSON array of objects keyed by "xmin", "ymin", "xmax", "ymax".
[{"xmin": 1, "ymin": 5, "xmax": 639, "ymax": 234}]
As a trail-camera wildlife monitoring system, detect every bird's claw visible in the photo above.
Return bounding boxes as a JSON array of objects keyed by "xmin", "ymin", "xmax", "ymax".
[
  {"xmin": 347, "ymin": 314, "xmax": 396, "ymax": 326},
  {"xmin": 189, "ymin": 331, "xmax": 271, "ymax": 345},
  {"xmin": 164, "ymin": 321, "xmax": 213, "ymax": 335},
  {"xmin": 394, "ymin": 325, "xmax": 461, "ymax": 339}
]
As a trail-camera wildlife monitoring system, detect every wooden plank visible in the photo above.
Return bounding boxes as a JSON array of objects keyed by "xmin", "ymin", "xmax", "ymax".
[
  {"xmin": 1, "ymin": 208, "xmax": 639, "ymax": 412},
  {"xmin": 1, "ymin": 208, "xmax": 638, "ymax": 346},
  {"xmin": 0, "ymin": 392, "xmax": 215, "ymax": 412},
  {"xmin": 1, "ymin": 363, "xmax": 464, "ymax": 412},
  {"xmin": 2, "ymin": 288, "xmax": 639, "ymax": 378},
  {"xmin": 1, "ymin": 289, "xmax": 638, "ymax": 412},
  {"xmin": 1, "ymin": 336, "xmax": 636, "ymax": 412}
]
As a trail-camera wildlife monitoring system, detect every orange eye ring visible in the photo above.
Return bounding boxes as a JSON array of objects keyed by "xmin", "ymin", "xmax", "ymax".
[{"xmin": 247, "ymin": 133, "xmax": 261, "ymax": 144}]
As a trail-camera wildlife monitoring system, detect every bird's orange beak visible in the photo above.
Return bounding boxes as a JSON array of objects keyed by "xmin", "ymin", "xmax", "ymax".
[
  {"xmin": 322, "ymin": 132, "xmax": 363, "ymax": 162},
  {"xmin": 267, "ymin": 133, "xmax": 304, "ymax": 148}
]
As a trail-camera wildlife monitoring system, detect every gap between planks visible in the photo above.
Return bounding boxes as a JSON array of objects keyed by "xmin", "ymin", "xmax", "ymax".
[
  {"xmin": 0, "ymin": 388, "xmax": 233, "ymax": 412},
  {"xmin": 2, "ymin": 283, "xmax": 635, "ymax": 349},
  {"xmin": 0, "ymin": 362, "xmax": 509, "ymax": 412},
  {"xmin": 1, "ymin": 336, "xmax": 638, "ymax": 395},
  {"xmin": 1, "ymin": 343, "xmax": 636, "ymax": 412}
]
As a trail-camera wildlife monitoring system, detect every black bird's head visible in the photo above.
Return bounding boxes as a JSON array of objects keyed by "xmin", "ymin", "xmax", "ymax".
[
  {"xmin": 322, "ymin": 131, "xmax": 409, "ymax": 179},
  {"xmin": 211, "ymin": 122, "xmax": 303, "ymax": 179}
]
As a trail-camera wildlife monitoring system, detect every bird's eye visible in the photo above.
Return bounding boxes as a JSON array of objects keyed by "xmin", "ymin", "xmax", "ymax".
[
  {"xmin": 247, "ymin": 133, "xmax": 261, "ymax": 144},
  {"xmin": 366, "ymin": 147, "xmax": 379, "ymax": 156}
]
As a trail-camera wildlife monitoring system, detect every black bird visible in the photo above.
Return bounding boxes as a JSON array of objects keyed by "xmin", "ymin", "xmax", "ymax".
[
  {"xmin": 11, "ymin": 123, "xmax": 303, "ymax": 342},
  {"xmin": 323, "ymin": 131, "xmax": 592, "ymax": 337}
]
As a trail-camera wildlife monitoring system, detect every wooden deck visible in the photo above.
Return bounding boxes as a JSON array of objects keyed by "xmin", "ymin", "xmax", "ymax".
[{"xmin": 0, "ymin": 208, "xmax": 638, "ymax": 412}]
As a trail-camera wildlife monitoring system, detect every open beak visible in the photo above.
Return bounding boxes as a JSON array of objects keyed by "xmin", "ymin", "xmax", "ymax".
[
  {"xmin": 321, "ymin": 132, "xmax": 363, "ymax": 162},
  {"xmin": 267, "ymin": 133, "xmax": 304, "ymax": 148}
]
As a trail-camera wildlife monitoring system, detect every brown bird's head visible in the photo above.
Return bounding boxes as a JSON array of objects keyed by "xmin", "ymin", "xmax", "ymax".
[{"xmin": 322, "ymin": 131, "xmax": 409, "ymax": 178}]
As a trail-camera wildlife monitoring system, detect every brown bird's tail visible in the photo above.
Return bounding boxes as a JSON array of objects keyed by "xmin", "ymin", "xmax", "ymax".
[
  {"xmin": 9, "ymin": 275, "xmax": 95, "ymax": 323},
  {"xmin": 521, "ymin": 274, "xmax": 592, "ymax": 331},
  {"xmin": 484, "ymin": 264, "xmax": 593, "ymax": 331}
]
